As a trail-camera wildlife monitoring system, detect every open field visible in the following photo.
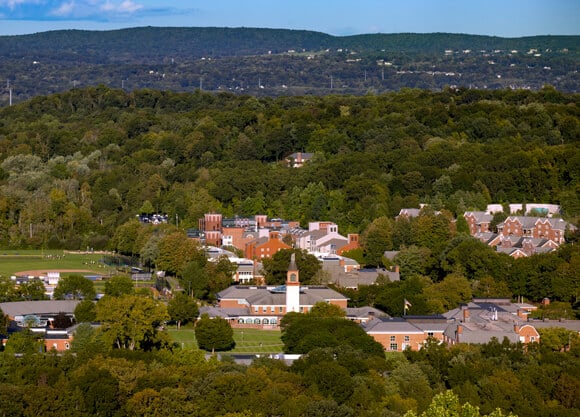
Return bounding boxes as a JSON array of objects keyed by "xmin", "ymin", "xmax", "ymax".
[
  {"xmin": 168, "ymin": 326, "xmax": 283, "ymax": 354},
  {"xmin": 0, "ymin": 250, "xmax": 115, "ymax": 277}
]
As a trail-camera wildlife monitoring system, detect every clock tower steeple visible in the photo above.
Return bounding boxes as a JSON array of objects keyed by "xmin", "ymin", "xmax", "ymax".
[{"xmin": 286, "ymin": 253, "xmax": 300, "ymax": 313}]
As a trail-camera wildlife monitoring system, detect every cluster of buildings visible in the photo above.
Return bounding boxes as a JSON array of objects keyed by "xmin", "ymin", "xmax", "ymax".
[
  {"xmin": 199, "ymin": 256, "xmax": 579, "ymax": 352},
  {"xmin": 464, "ymin": 203, "xmax": 575, "ymax": 258},
  {"xmin": 398, "ymin": 203, "xmax": 575, "ymax": 259},
  {"xmin": 188, "ymin": 213, "xmax": 394, "ymax": 288}
]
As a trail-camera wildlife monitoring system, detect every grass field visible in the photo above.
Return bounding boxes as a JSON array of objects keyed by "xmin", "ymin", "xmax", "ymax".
[
  {"xmin": 168, "ymin": 326, "xmax": 284, "ymax": 354},
  {"xmin": 0, "ymin": 250, "xmax": 116, "ymax": 277}
]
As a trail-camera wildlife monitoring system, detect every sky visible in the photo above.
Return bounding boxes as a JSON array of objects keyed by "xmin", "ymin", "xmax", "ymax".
[{"xmin": 0, "ymin": 0, "xmax": 578, "ymax": 38}]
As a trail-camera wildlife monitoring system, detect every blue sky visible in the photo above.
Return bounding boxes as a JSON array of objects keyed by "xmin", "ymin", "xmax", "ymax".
[{"xmin": 0, "ymin": 0, "xmax": 578, "ymax": 37}]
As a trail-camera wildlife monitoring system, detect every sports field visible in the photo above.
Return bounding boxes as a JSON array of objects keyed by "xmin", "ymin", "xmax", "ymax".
[
  {"xmin": 0, "ymin": 250, "xmax": 114, "ymax": 277},
  {"xmin": 168, "ymin": 326, "xmax": 284, "ymax": 354}
]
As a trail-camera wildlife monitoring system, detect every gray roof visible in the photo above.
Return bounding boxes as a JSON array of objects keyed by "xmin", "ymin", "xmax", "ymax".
[
  {"xmin": 217, "ymin": 285, "xmax": 348, "ymax": 307},
  {"xmin": 499, "ymin": 216, "xmax": 574, "ymax": 231},
  {"xmin": 364, "ymin": 317, "xmax": 424, "ymax": 334},
  {"xmin": 528, "ymin": 319, "xmax": 580, "ymax": 333},
  {"xmin": 327, "ymin": 268, "xmax": 399, "ymax": 289},
  {"xmin": 465, "ymin": 211, "xmax": 493, "ymax": 223},
  {"xmin": 199, "ymin": 306, "xmax": 249, "ymax": 318},
  {"xmin": 0, "ymin": 300, "xmax": 81, "ymax": 317},
  {"xmin": 444, "ymin": 322, "xmax": 521, "ymax": 344},
  {"xmin": 474, "ymin": 232, "xmax": 497, "ymax": 244},
  {"xmin": 346, "ymin": 307, "xmax": 389, "ymax": 319}
]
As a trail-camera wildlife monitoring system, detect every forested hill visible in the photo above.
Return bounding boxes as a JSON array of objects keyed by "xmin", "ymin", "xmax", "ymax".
[
  {"xmin": 0, "ymin": 27, "xmax": 578, "ymax": 104},
  {"xmin": 1, "ymin": 28, "xmax": 577, "ymax": 60}
]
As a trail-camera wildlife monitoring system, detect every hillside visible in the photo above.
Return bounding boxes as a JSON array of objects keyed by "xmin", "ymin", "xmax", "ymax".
[{"xmin": 0, "ymin": 27, "xmax": 578, "ymax": 105}]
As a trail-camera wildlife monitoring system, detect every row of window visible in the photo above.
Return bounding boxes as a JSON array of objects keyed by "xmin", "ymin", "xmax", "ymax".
[{"xmin": 237, "ymin": 318, "xmax": 278, "ymax": 325}]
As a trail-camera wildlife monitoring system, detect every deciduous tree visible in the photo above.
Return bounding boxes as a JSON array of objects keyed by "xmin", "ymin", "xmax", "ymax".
[
  {"xmin": 195, "ymin": 314, "xmax": 235, "ymax": 353},
  {"xmin": 53, "ymin": 274, "xmax": 96, "ymax": 300},
  {"xmin": 96, "ymin": 294, "xmax": 169, "ymax": 351}
]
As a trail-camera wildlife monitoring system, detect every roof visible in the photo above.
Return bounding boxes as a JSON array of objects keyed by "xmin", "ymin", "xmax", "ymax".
[
  {"xmin": 199, "ymin": 306, "xmax": 249, "ymax": 318},
  {"xmin": 346, "ymin": 307, "xmax": 389, "ymax": 319},
  {"xmin": 217, "ymin": 285, "xmax": 348, "ymax": 307},
  {"xmin": 464, "ymin": 211, "xmax": 493, "ymax": 223},
  {"xmin": 444, "ymin": 322, "xmax": 522, "ymax": 344},
  {"xmin": 528, "ymin": 319, "xmax": 580, "ymax": 333},
  {"xmin": 0, "ymin": 300, "xmax": 81, "ymax": 317},
  {"xmin": 328, "ymin": 268, "xmax": 400, "ymax": 288},
  {"xmin": 364, "ymin": 317, "xmax": 424, "ymax": 334}
]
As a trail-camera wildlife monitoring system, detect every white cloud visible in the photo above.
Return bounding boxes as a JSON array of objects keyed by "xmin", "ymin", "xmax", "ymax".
[
  {"xmin": 0, "ymin": 0, "xmax": 42, "ymax": 9},
  {"xmin": 101, "ymin": 0, "xmax": 142, "ymax": 14},
  {"xmin": 52, "ymin": 0, "xmax": 76, "ymax": 16}
]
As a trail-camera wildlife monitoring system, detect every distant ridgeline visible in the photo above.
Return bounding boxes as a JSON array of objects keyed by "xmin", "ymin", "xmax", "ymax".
[{"xmin": 0, "ymin": 27, "xmax": 578, "ymax": 104}]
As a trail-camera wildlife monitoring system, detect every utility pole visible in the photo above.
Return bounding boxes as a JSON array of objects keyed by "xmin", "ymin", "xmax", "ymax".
[{"xmin": 7, "ymin": 79, "xmax": 12, "ymax": 106}]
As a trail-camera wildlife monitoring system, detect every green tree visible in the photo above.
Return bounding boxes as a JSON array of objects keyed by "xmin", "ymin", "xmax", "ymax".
[
  {"xmin": 282, "ymin": 315, "xmax": 384, "ymax": 356},
  {"xmin": 0, "ymin": 307, "xmax": 9, "ymax": 336},
  {"xmin": 73, "ymin": 365, "xmax": 120, "ymax": 417},
  {"xmin": 195, "ymin": 314, "xmax": 235, "ymax": 352},
  {"xmin": 17, "ymin": 279, "xmax": 47, "ymax": 300},
  {"xmin": 393, "ymin": 245, "xmax": 434, "ymax": 279},
  {"xmin": 104, "ymin": 275, "xmax": 135, "ymax": 297},
  {"xmin": 96, "ymin": 294, "xmax": 169, "ymax": 351},
  {"xmin": 309, "ymin": 301, "xmax": 346, "ymax": 318},
  {"xmin": 111, "ymin": 219, "xmax": 144, "ymax": 256},
  {"xmin": 157, "ymin": 232, "xmax": 204, "ymax": 276},
  {"xmin": 139, "ymin": 200, "xmax": 155, "ymax": 214},
  {"xmin": 71, "ymin": 322, "xmax": 108, "ymax": 357},
  {"xmin": 4, "ymin": 329, "xmax": 44, "ymax": 355},
  {"xmin": 262, "ymin": 249, "xmax": 322, "ymax": 285},
  {"xmin": 424, "ymin": 273, "xmax": 473, "ymax": 313},
  {"xmin": 167, "ymin": 292, "xmax": 199, "ymax": 329},
  {"xmin": 361, "ymin": 216, "xmax": 394, "ymax": 267},
  {"xmin": 53, "ymin": 274, "xmax": 96, "ymax": 300},
  {"xmin": 404, "ymin": 390, "xmax": 515, "ymax": 417},
  {"xmin": 74, "ymin": 299, "xmax": 97, "ymax": 323}
]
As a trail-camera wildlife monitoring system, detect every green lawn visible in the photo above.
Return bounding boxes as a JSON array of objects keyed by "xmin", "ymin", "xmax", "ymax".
[
  {"xmin": 167, "ymin": 326, "xmax": 284, "ymax": 354},
  {"xmin": 0, "ymin": 250, "xmax": 116, "ymax": 277}
]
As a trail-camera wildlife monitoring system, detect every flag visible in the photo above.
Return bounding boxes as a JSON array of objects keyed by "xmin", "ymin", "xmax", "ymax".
[{"xmin": 404, "ymin": 299, "xmax": 412, "ymax": 310}]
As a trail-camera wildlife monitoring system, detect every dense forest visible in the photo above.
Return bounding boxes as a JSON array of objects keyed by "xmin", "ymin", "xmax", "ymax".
[
  {"xmin": 0, "ymin": 28, "xmax": 578, "ymax": 105},
  {"xmin": 0, "ymin": 86, "xmax": 578, "ymax": 248},
  {"xmin": 0, "ymin": 320, "xmax": 578, "ymax": 417}
]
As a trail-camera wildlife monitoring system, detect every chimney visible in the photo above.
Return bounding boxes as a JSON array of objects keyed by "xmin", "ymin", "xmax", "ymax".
[
  {"xmin": 513, "ymin": 323, "xmax": 520, "ymax": 334},
  {"xmin": 461, "ymin": 305, "xmax": 470, "ymax": 322},
  {"xmin": 456, "ymin": 324, "xmax": 463, "ymax": 339},
  {"xmin": 516, "ymin": 309, "xmax": 527, "ymax": 320}
]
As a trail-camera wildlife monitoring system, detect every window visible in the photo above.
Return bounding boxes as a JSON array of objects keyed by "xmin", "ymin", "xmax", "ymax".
[
  {"xmin": 289, "ymin": 273, "xmax": 297, "ymax": 282},
  {"xmin": 279, "ymin": 307, "xmax": 283, "ymax": 313},
  {"xmin": 390, "ymin": 335, "xmax": 396, "ymax": 342},
  {"xmin": 64, "ymin": 342, "xmax": 70, "ymax": 350},
  {"xmin": 530, "ymin": 336, "xmax": 536, "ymax": 342},
  {"xmin": 263, "ymin": 306, "xmax": 267, "ymax": 312},
  {"xmin": 427, "ymin": 332, "xmax": 434, "ymax": 338},
  {"xmin": 390, "ymin": 343, "xmax": 398, "ymax": 351},
  {"xmin": 404, "ymin": 335, "xmax": 410, "ymax": 342}
]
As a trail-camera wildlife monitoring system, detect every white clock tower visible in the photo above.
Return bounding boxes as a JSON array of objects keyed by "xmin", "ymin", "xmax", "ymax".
[{"xmin": 285, "ymin": 253, "xmax": 300, "ymax": 313}]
